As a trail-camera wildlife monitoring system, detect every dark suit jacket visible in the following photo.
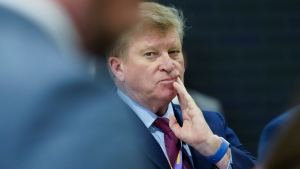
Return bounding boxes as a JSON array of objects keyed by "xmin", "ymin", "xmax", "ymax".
[
  {"xmin": 134, "ymin": 104, "xmax": 257, "ymax": 169},
  {"xmin": 0, "ymin": 5, "xmax": 153, "ymax": 169}
]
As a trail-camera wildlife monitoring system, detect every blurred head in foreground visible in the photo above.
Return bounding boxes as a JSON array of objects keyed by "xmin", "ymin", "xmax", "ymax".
[
  {"xmin": 59, "ymin": 0, "xmax": 140, "ymax": 55},
  {"xmin": 0, "ymin": 0, "xmax": 144, "ymax": 168},
  {"xmin": 258, "ymin": 111, "xmax": 300, "ymax": 169},
  {"xmin": 108, "ymin": 2, "xmax": 185, "ymax": 115}
]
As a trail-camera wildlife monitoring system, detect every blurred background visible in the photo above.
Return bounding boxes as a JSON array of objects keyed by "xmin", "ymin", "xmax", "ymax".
[{"xmin": 158, "ymin": 0, "xmax": 300, "ymax": 157}]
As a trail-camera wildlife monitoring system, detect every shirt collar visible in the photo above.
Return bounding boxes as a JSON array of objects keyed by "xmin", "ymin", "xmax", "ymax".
[{"xmin": 117, "ymin": 88, "xmax": 175, "ymax": 128}]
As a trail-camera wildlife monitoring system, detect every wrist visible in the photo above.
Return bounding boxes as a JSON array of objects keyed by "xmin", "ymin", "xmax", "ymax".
[
  {"xmin": 205, "ymin": 137, "xmax": 230, "ymax": 164},
  {"xmin": 194, "ymin": 134, "xmax": 222, "ymax": 156},
  {"xmin": 215, "ymin": 148, "xmax": 231, "ymax": 169}
]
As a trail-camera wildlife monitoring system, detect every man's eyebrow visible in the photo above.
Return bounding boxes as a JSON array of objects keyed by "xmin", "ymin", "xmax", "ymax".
[
  {"xmin": 169, "ymin": 44, "xmax": 181, "ymax": 49},
  {"xmin": 139, "ymin": 45, "xmax": 157, "ymax": 53},
  {"xmin": 167, "ymin": 44, "xmax": 182, "ymax": 51}
]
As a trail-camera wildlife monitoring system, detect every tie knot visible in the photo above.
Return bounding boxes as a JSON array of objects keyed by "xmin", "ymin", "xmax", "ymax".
[{"xmin": 153, "ymin": 118, "xmax": 171, "ymax": 133}]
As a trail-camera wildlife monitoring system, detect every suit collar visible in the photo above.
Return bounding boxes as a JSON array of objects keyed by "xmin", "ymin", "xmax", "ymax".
[
  {"xmin": 172, "ymin": 103, "xmax": 184, "ymax": 127},
  {"xmin": 132, "ymin": 103, "xmax": 181, "ymax": 169},
  {"xmin": 117, "ymin": 89, "xmax": 176, "ymax": 129},
  {"xmin": 125, "ymin": 100, "xmax": 212, "ymax": 169},
  {"xmin": 136, "ymin": 124, "xmax": 170, "ymax": 169},
  {"xmin": 135, "ymin": 103, "xmax": 188, "ymax": 169}
]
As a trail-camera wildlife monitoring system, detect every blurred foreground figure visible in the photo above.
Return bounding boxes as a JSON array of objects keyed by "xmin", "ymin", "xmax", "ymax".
[
  {"xmin": 108, "ymin": 2, "xmax": 256, "ymax": 169},
  {"xmin": 256, "ymin": 111, "xmax": 300, "ymax": 169},
  {"xmin": 0, "ymin": 0, "xmax": 153, "ymax": 168},
  {"xmin": 258, "ymin": 107, "xmax": 298, "ymax": 160}
]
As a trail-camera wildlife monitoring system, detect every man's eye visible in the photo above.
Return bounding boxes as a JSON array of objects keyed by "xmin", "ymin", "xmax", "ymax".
[
  {"xmin": 144, "ymin": 52, "xmax": 155, "ymax": 57},
  {"xmin": 169, "ymin": 50, "xmax": 180, "ymax": 54}
]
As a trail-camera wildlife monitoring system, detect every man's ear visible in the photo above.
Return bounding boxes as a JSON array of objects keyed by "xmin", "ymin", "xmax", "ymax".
[{"xmin": 109, "ymin": 56, "xmax": 125, "ymax": 81}]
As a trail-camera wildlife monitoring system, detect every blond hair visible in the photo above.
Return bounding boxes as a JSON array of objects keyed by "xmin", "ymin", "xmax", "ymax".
[{"xmin": 106, "ymin": 2, "xmax": 185, "ymax": 61}]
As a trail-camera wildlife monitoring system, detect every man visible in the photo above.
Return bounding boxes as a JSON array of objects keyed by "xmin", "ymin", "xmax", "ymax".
[
  {"xmin": 108, "ymin": 2, "xmax": 256, "ymax": 169},
  {"xmin": 0, "ymin": 0, "xmax": 152, "ymax": 168}
]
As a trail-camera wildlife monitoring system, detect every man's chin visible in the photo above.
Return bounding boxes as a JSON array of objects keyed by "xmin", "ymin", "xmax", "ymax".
[{"xmin": 159, "ymin": 90, "xmax": 177, "ymax": 102}]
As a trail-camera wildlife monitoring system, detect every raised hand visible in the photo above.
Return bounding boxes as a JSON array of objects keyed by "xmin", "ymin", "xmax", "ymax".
[
  {"xmin": 169, "ymin": 77, "xmax": 219, "ymax": 155},
  {"xmin": 169, "ymin": 77, "xmax": 230, "ymax": 169}
]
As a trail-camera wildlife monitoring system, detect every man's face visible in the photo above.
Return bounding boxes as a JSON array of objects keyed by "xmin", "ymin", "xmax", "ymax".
[
  {"xmin": 119, "ymin": 29, "xmax": 185, "ymax": 106},
  {"xmin": 88, "ymin": 0, "xmax": 140, "ymax": 54}
]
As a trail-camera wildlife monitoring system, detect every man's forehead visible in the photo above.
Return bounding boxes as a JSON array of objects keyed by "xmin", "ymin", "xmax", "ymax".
[{"xmin": 133, "ymin": 30, "xmax": 181, "ymax": 48}]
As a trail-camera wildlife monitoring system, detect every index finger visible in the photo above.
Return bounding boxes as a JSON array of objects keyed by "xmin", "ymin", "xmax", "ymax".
[{"xmin": 173, "ymin": 77, "xmax": 196, "ymax": 108}]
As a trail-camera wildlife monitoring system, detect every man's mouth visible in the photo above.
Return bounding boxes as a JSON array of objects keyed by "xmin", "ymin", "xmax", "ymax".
[{"xmin": 160, "ymin": 77, "xmax": 177, "ymax": 83}]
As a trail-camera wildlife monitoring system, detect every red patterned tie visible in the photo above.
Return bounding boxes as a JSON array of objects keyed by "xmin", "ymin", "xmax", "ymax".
[{"xmin": 154, "ymin": 118, "xmax": 192, "ymax": 169}]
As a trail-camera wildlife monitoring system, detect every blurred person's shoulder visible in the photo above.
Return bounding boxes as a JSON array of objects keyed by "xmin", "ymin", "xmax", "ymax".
[
  {"xmin": 262, "ymin": 106, "xmax": 299, "ymax": 138},
  {"xmin": 258, "ymin": 106, "xmax": 299, "ymax": 160}
]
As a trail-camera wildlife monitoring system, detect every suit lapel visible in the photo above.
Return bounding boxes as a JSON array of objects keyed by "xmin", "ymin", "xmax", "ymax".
[
  {"xmin": 129, "ymin": 102, "xmax": 214, "ymax": 169},
  {"xmin": 172, "ymin": 103, "xmax": 184, "ymax": 126},
  {"xmin": 136, "ymin": 128, "xmax": 170, "ymax": 169},
  {"xmin": 130, "ymin": 110, "xmax": 170, "ymax": 169}
]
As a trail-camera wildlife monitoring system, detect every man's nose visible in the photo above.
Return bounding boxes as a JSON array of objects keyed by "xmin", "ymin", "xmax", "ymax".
[{"xmin": 159, "ymin": 54, "xmax": 175, "ymax": 73}]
